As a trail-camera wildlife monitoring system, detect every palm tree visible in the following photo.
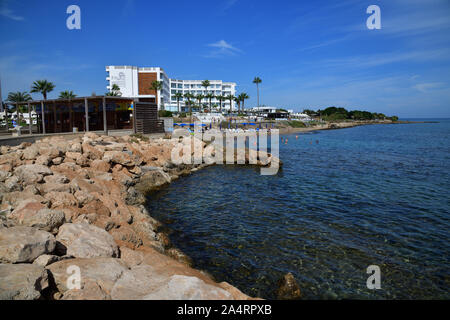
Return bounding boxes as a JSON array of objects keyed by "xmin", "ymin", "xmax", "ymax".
[
  {"xmin": 31, "ymin": 80, "xmax": 55, "ymax": 100},
  {"xmin": 201, "ymin": 80, "xmax": 210, "ymax": 95},
  {"xmin": 7, "ymin": 91, "xmax": 32, "ymax": 125},
  {"xmin": 238, "ymin": 93, "xmax": 249, "ymax": 112},
  {"xmin": 195, "ymin": 94, "xmax": 205, "ymax": 112},
  {"xmin": 150, "ymin": 80, "xmax": 163, "ymax": 109},
  {"xmin": 205, "ymin": 93, "xmax": 215, "ymax": 113},
  {"xmin": 252, "ymin": 77, "xmax": 262, "ymax": 107},
  {"xmin": 226, "ymin": 94, "xmax": 235, "ymax": 112},
  {"xmin": 216, "ymin": 95, "xmax": 226, "ymax": 113},
  {"xmin": 59, "ymin": 90, "xmax": 77, "ymax": 99},
  {"xmin": 234, "ymin": 97, "xmax": 241, "ymax": 113},
  {"xmin": 174, "ymin": 92, "xmax": 183, "ymax": 113},
  {"xmin": 184, "ymin": 92, "xmax": 194, "ymax": 121},
  {"xmin": 109, "ymin": 84, "xmax": 122, "ymax": 96},
  {"xmin": 105, "ymin": 91, "xmax": 120, "ymax": 96}
]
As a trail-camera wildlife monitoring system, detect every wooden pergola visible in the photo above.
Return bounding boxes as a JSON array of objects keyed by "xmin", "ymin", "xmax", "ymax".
[{"xmin": 3, "ymin": 96, "xmax": 139, "ymax": 135}]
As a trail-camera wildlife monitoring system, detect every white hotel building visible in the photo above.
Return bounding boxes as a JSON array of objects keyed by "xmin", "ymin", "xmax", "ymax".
[{"xmin": 106, "ymin": 66, "xmax": 237, "ymax": 112}]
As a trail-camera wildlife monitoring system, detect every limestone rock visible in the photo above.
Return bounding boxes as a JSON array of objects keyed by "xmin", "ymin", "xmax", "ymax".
[
  {"xmin": 135, "ymin": 169, "xmax": 171, "ymax": 193},
  {"xmin": 91, "ymin": 159, "xmax": 110, "ymax": 172},
  {"xmin": 276, "ymin": 272, "xmax": 301, "ymax": 300},
  {"xmin": 56, "ymin": 223, "xmax": 119, "ymax": 258},
  {"xmin": 33, "ymin": 254, "xmax": 61, "ymax": 267},
  {"xmin": 16, "ymin": 208, "xmax": 65, "ymax": 233},
  {"xmin": 0, "ymin": 226, "xmax": 56, "ymax": 263},
  {"xmin": 44, "ymin": 192, "xmax": 78, "ymax": 208},
  {"xmin": 143, "ymin": 275, "xmax": 233, "ymax": 300},
  {"xmin": 46, "ymin": 257, "xmax": 128, "ymax": 297},
  {"xmin": 103, "ymin": 151, "xmax": 135, "ymax": 166},
  {"xmin": 0, "ymin": 264, "xmax": 50, "ymax": 300},
  {"xmin": 14, "ymin": 164, "xmax": 53, "ymax": 185}
]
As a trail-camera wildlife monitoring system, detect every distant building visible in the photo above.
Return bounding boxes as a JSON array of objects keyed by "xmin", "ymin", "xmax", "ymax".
[{"xmin": 106, "ymin": 66, "xmax": 237, "ymax": 112}]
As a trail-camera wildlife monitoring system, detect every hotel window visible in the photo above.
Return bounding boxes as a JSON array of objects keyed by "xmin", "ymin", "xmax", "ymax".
[{"xmin": 171, "ymin": 83, "xmax": 176, "ymax": 88}]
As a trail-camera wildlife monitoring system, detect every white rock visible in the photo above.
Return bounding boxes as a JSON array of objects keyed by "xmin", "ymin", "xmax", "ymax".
[{"xmin": 56, "ymin": 223, "xmax": 119, "ymax": 258}]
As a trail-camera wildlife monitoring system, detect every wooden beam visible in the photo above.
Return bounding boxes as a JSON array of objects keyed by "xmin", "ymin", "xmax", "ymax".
[
  {"xmin": 28, "ymin": 102, "xmax": 32, "ymax": 135},
  {"xmin": 53, "ymin": 101, "xmax": 57, "ymax": 133},
  {"xmin": 84, "ymin": 97, "xmax": 89, "ymax": 132},
  {"xmin": 41, "ymin": 101, "xmax": 46, "ymax": 134},
  {"xmin": 69, "ymin": 101, "xmax": 73, "ymax": 132},
  {"xmin": 132, "ymin": 99, "xmax": 137, "ymax": 134},
  {"xmin": 102, "ymin": 96, "xmax": 107, "ymax": 135}
]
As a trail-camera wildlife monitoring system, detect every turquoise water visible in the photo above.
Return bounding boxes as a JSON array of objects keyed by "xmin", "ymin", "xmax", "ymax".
[{"xmin": 147, "ymin": 120, "xmax": 450, "ymax": 299}]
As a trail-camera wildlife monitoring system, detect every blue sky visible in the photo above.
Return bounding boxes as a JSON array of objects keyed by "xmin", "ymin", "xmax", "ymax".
[{"xmin": 1, "ymin": 0, "xmax": 449, "ymax": 117}]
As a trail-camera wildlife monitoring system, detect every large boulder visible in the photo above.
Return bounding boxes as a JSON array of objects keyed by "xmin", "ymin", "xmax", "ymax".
[
  {"xmin": 11, "ymin": 207, "xmax": 65, "ymax": 233},
  {"xmin": 103, "ymin": 151, "xmax": 135, "ymax": 166},
  {"xmin": 0, "ymin": 264, "xmax": 50, "ymax": 300},
  {"xmin": 22, "ymin": 145, "xmax": 40, "ymax": 160},
  {"xmin": 46, "ymin": 257, "xmax": 128, "ymax": 299},
  {"xmin": 135, "ymin": 169, "xmax": 171, "ymax": 193},
  {"xmin": 14, "ymin": 164, "xmax": 53, "ymax": 185},
  {"xmin": 0, "ymin": 226, "xmax": 56, "ymax": 263},
  {"xmin": 56, "ymin": 223, "xmax": 119, "ymax": 258},
  {"xmin": 44, "ymin": 192, "xmax": 78, "ymax": 208},
  {"xmin": 143, "ymin": 275, "xmax": 233, "ymax": 300},
  {"xmin": 82, "ymin": 142, "xmax": 104, "ymax": 160}
]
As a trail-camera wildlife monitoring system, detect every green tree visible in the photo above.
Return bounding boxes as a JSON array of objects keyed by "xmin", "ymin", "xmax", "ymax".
[
  {"xmin": 7, "ymin": 91, "xmax": 32, "ymax": 125},
  {"xmin": 59, "ymin": 90, "xmax": 77, "ymax": 99},
  {"xmin": 216, "ymin": 95, "xmax": 226, "ymax": 113},
  {"xmin": 226, "ymin": 94, "xmax": 235, "ymax": 112},
  {"xmin": 205, "ymin": 93, "xmax": 215, "ymax": 113},
  {"xmin": 31, "ymin": 80, "xmax": 55, "ymax": 100},
  {"xmin": 234, "ymin": 96, "xmax": 241, "ymax": 113},
  {"xmin": 252, "ymin": 77, "xmax": 262, "ymax": 107},
  {"xmin": 184, "ymin": 92, "xmax": 194, "ymax": 121},
  {"xmin": 238, "ymin": 93, "xmax": 249, "ymax": 111},
  {"xmin": 105, "ymin": 91, "xmax": 120, "ymax": 96},
  {"xmin": 174, "ymin": 92, "xmax": 183, "ymax": 113},
  {"xmin": 201, "ymin": 80, "xmax": 210, "ymax": 95},
  {"xmin": 196, "ymin": 94, "xmax": 205, "ymax": 111},
  {"xmin": 150, "ymin": 80, "xmax": 163, "ymax": 109}
]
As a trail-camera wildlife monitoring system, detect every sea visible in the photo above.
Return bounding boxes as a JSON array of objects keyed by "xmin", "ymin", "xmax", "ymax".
[{"xmin": 146, "ymin": 119, "xmax": 450, "ymax": 299}]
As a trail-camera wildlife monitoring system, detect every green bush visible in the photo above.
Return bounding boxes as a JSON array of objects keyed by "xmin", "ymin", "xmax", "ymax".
[
  {"xmin": 288, "ymin": 120, "xmax": 306, "ymax": 128},
  {"xmin": 158, "ymin": 110, "xmax": 173, "ymax": 117}
]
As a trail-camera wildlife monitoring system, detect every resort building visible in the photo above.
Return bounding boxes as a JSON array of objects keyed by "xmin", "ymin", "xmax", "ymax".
[
  {"xmin": 106, "ymin": 66, "xmax": 237, "ymax": 112},
  {"xmin": 106, "ymin": 66, "xmax": 170, "ymax": 111}
]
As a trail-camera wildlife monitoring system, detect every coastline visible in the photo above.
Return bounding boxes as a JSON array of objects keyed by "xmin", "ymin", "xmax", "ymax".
[
  {"xmin": 0, "ymin": 119, "xmax": 433, "ymax": 300},
  {"xmin": 0, "ymin": 132, "xmax": 261, "ymax": 300}
]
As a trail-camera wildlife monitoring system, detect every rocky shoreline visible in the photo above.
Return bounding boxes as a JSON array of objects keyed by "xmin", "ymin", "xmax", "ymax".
[{"xmin": 0, "ymin": 132, "xmax": 274, "ymax": 300}]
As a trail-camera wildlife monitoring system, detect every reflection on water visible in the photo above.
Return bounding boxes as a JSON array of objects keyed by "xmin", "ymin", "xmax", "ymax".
[{"xmin": 147, "ymin": 120, "xmax": 450, "ymax": 299}]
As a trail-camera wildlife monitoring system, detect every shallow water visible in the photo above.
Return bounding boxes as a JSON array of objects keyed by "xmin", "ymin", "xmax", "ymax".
[{"xmin": 147, "ymin": 120, "xmax": 450, "ymax": 299}]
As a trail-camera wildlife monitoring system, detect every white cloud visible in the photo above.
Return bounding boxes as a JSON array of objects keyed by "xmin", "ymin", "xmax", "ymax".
[
  {"xmin": 204, "ymin": 40, "xmax": 242, "ymax": 58},
  {"xmin": 0, "ymin": 1, "xmax": 24, "ymax": 21},
  {"xmin": 413, "ymin": 82, "xmax": 445, "ymax": 93}
]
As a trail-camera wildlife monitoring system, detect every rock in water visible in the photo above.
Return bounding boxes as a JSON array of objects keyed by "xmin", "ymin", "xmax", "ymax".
[
  {"xmin": 0, "ymin": 264, "xmax": 50, "ymax": 300},
  {"xmin": 276, "ymin": 272, "xmax": 301, "ymax": 300}
]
